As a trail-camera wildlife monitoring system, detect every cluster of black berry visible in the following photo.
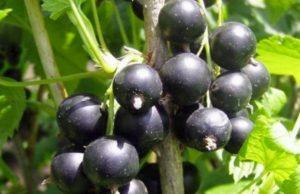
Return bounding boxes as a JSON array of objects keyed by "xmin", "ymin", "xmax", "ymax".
[{"xmin": 51, "ymin": 0, "xmax": 271, "ymax": 193}]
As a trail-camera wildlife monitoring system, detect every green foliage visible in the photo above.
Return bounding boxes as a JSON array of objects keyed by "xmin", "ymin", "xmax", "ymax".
[
  {"xmin": 0, "ymin": 79, "xmax": 26, "ymax": 148},
  {"xmin": 0, "ymin": 8, "xmax": 12, "ymax": 21},
  {"xmin": 264, "ymin": 0, "xmax": 295, "ymax": 23},
  {"xmin": 257, "ymin": 36, "xmax": 300, "ymax": 82}
]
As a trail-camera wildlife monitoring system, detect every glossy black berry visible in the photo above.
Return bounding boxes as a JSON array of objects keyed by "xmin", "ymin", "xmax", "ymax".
[
  {"xmin": 51, "ymin": 152, "xmax": 91, "ymax": 194},
  {"xmin": 119, "ymin": 179, "xmax": 149, "ymax": 194},
  {"xmin": 210, "ymin": 22, "xmax": 256, "ymax": 70},
  {"xmin": 114, "ymin": 105, "xmax": 169, "ymax": 156},
  {"xmin": 132, "ymin": 0, "xmax": 144, "ymax": 20},
  {"xmin": 160, "ymin": 53, "xmax": 211, "ymax": 106},
  {"xmin": 83, "ymin": 136, "xmax": 139, "ymax": 188},
  {"xmin": 57, "ymin": 94, "xmax": 107, "ymax": 145},
  {"xmin": 184, "ymin": 108, "xmax": 232, "ymax": 152},
  {"xmin": 183, "ymin": 162, "xmax": 200, "ymax": 194},
  {"xmin": 241, "ymin": 59, "xmax": 271, "ymax": 99},
  {"xmin": 210, "ymin": 72, "xmax": 252, "ymax": 112},
  {"xmin": 225, "ymin": 117, "xmax": 253, "ymax": 154},
  {"xmin": 174, "ymin": 103, "xmax": 204, "ymax": 143},
  {"xmin": 138, "ymin": 163, "xmax": 161, "ymax": 194},
  {"xmin": 113, "ymin": 63, "xmax": 162, "ymax": 113},
  {"xmin": 226, "ymin": 109, "xmax": 249, "ymax": 119},
  {"xmin": 159, "ymin": 0, "xmax": 206, "ymax": 43}
]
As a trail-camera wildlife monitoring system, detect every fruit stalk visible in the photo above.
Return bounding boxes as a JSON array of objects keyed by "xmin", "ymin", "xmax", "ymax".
[
  {"xmin": 24, "ymin": 0, "xmax": 65, "ymax": 106},
  {"xmin": 144, "ymin": 1, "xmax": 184, "ymax": 194}
]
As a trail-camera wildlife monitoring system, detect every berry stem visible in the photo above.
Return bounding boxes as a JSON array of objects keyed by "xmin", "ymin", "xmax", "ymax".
[
  {"xmin": 90, "ymin": 0, "xmax": 109, "ymax": 51},
  {"xmin": 24, "ymin": 0, "xmax": 65, "ymax": 106},
  {"xmin": 144, "ymin": 1, "xmax": 184, "ymax": 194},
  {"xmin": 0, "ymin": 71, "xmax": 108, "ymax": 87},
  {"xmin": 105, "ymin": 85, "xmax": 115, "ymax": 136},
  {"xmin": 216, "ymin": 0, "xmax": 223, "ymax": 26}
]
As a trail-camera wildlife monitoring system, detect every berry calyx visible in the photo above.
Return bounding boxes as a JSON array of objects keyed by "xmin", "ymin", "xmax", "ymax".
[
  {"xmin": 159, "ymin": 0, "xmax": 206, "ymax": 43},
  {"xmin": 56, "ymin": 94, "xmax": 107, "ymax": 145},
  {"xmin": 83, "ymin": 136, "xmax": 139, "ymax": 188},
  {"xmin": 210, "ymin": 72, "xmax": 252, "ymax": 112},
  {"xmin": 184, "ymin": 108, "xmax": 232, "ymax": 152},
  {"xmin": 160, "ymin": 53, "xmax": 211, "ymax": 106},
  {"xmin": 113, "ymin": 63, "xmax": 162, "ymax": 113},
  {"xmin": 210, "ymin": 22, "xmax": 256, "ymax": 70}
]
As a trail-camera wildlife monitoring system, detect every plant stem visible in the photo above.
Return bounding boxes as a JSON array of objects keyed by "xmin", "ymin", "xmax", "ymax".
[
  {"xmin": 24, "ymin": 0, "xmax": 65, "ymax": 106},
  {"xmin": 106, "ymin": 85, "xmax": 115, "ymax": 135},
  {"xmin": 111, "ymin": 0, "xmax": 130, "ymax": 45},
  {"xmin": 0, "ymin": 71, "xmax": 109, "ymax": 87},
  {"xmin": 91, "ymin": 0, "xmax": 108, "ymax": 51},
  {"xmin": 216, "ymin": 0, "xmax": 223, "ymax": 26},
  {"xmin": 68, "ymin": 0, "xmax": 117, "ymax": 73},
  {"xmin": 144, "ymin": 1, "xmax": 184, "ymax": 194}
]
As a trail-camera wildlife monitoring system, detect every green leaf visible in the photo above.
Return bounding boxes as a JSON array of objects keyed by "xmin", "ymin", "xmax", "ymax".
[
  {"xmin": 0, "ymin": 8, "xmax": 12, "ymax": 21},
  {"xmin": 280, "ymin": 165, "xmax": 300, "ymax": 194},
  {"xmin": 254, "ymin": 88, "xmax": 287, "ymax": 117},
  {"xmin": 239, "ymin": 116, "xmax": 298, "ymax": 183},
  {"xmin": 257, "ymin": 36, "xmax": 300, "ymax": 83},
  {"xmin": 42, "ymin": 0, "xmax": 86, "ymax": 20},
  {"xmin": 205, "ymin": 181, "xmax": 251, "ymax": 194},
  {"xmin": 264, "ymin": 0, "xmax": 295, "ymax": 23},
  {"xmin": 0, "ymin": 80, "xmax": 26, "ymax": 148}
]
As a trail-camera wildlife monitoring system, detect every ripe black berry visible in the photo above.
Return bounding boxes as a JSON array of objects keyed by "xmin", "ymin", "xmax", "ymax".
[
  {"xmin": 159, "ymin": 0, "xmax": 206, "ymax": 43},
  {"xmin": 51, "ymin": 152, "xmax": 91, "ymax": 194},
  {"xmin": 114, "ymin": 105, "xmax": 169, "ymax": 156},
  {"xmin": 138, "ymin": 163, "xmax": 161, "ymax": 194},
  {"xmin": 184, "ymin": 108, "xmax": 232, "ymax": 152},
  {"xmin": 119, "ymin": 179, "xmax": 149, "ymax": 194},
  {"xmin": 210, "ymin": 22, "xmax": 256, "ymax": 70},
  {"xmin": 113, "ymin": 63, "xmax": 162, "ymax": 113},
  {"xmin": 57, "ymin": 94, "xmax": 107, "ymax": 145},
  {"xmin": 210, "ymin": 72, "xmax": 252, "ymax": 112},
  {"xmin": 174, "ymin": 103, "xmax": 204, "ymax": 143},
  {"xmin": 241, "ymin": 59, "xmax": 271, "ymax": 99},
  {"xmin": 225, "ymin": 117, "xmax": 253, "ymax": 154},
  {"xmin": 132, "ymin": 0, "xmax": 144, "ymax": 20},
  {"xmin": 183, "ymin": 162, "xmax": 200, "ymax": 194},
  {"xmin": 160, "ymin": 53, "xmax": 211, "ymax": 106},
  {"xmin": 83, "ymin": 136, "xmax": 139, "ymax": 188}
]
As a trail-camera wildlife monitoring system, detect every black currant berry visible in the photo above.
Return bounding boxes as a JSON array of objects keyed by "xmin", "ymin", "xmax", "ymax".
[
  {"xmin": 57, "ymin": 94, "xmax": 107, "ymax": 145},
  {"xmin": 184, "ymin": 108, "xmax": 232, "ymax": 152},
  {"xmin": 174, "ymin": 103, "xmax": 204, "ymax": 143},
  {"xmin": 226, "ymin": 109, "xmax": 249, "ymax": 119},
  {"xmin": 51, "ymin": 152, "xmax": 91, "ymax": 194},
  {"xmin": 83, "ymin": 136, "xmax": 139, "ymax": 188},
  {"xmin": 210, "ymin": 22, "xmax": 256, "ymax": 70},
  {"xmin": 113, "ymin": 63, "xmax": 162, "ymax": 113},
  {"xmin": 114, "ymin": 105, "xmax": 169, "ymax": 156},
  {"xmin": 138, "ymin": 163, "xmax": 161, "ymax": 194},
  {"xmin": 119, "ymin": 179, "xmax": 149, "ymax": 194},
  {"xmin": 159, "ymin": 0, "xmax": 206, "ymax": 43},
  {"xmin": 210, "ymin": 72, "xmax": 252, "ymax": 112},
  {"xmin": 225, "ymin": 117, "xmax": 253, "ymax": 154},
  {"xmin": 160, "ymin": 53, "xmax": 211, "ymax": 106},
  {"xmin": 241, "ymin": 59, "xmax": 271, "ymax": 99},
  {"xmin": 183, "ymin": 162, "xmax": 200, "ymax": 194},
  {"xmin": 132, "ymin": 0, "xmax": 144, "ymax": 20}
]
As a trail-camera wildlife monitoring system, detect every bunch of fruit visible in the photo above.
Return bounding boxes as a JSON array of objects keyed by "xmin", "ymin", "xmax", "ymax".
[{"xmin": 51, "ymin": 0, "xmax": 271, "ymax": 193}]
